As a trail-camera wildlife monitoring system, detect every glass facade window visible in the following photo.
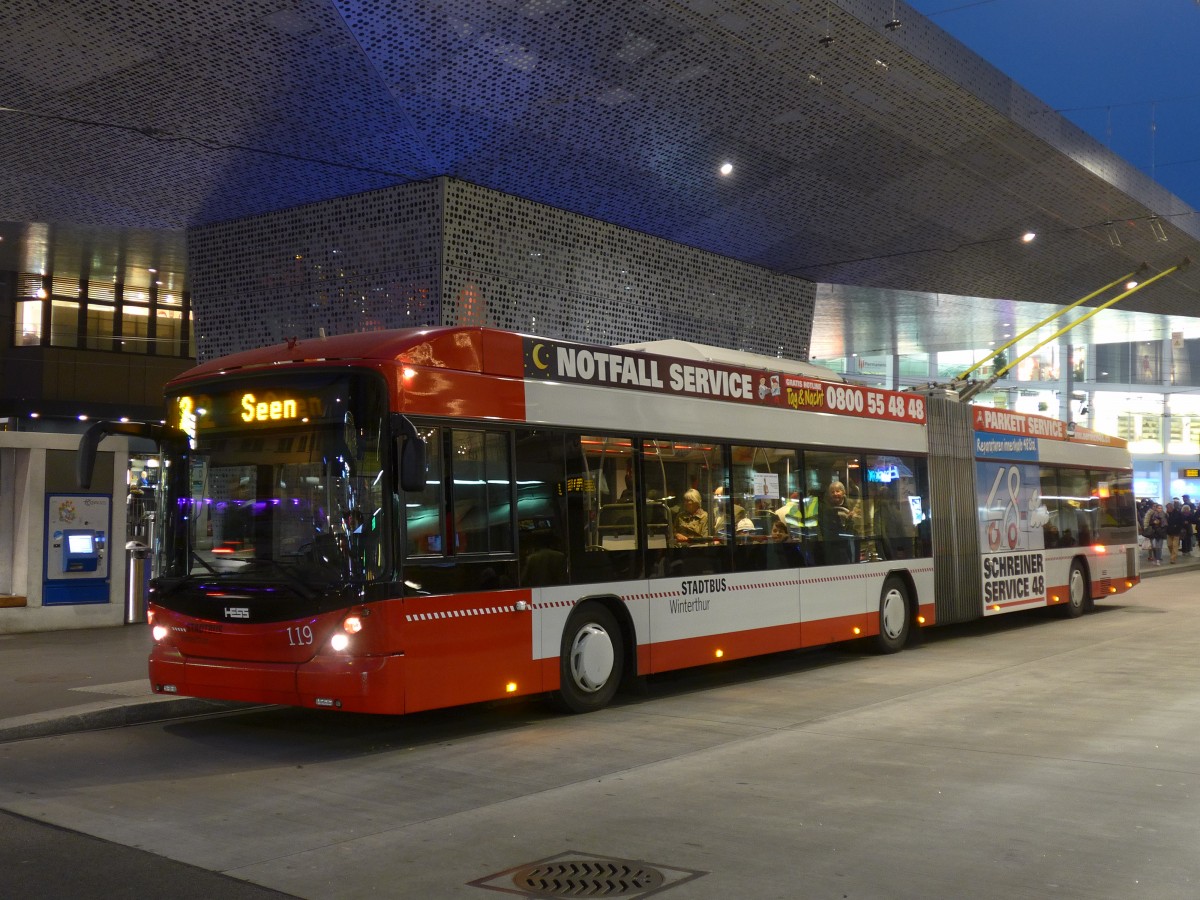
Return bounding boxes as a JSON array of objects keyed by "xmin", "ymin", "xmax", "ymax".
[
  {"xmin": 15, "ymin": 299, "xmax": 42, "ymax": 345},
  {"xmin": 10, "ymin": 270, "xmax": 192, "ymax": 356},
  {"xmin": 49, "ymin": 299, "xmax": 79, "ymax": 347},
  {"xmin": 121, "ymin": 304, "xmax": 151, "ymax": 354},
  {"xmin": 86, "ymin": 303, "xmax": 116, "ymax": 350}
]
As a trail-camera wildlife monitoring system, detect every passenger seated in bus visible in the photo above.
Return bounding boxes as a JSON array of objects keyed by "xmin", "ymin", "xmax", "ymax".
[
  {"xmin": 618, "ymin": 468, "xmax": 635, "ymax": 501},
  {"xmin": 674, "ymin": 488, "xmax": 711, "ymax": 544},
  {"xmin": 875, "ymin": 482, "xmax": 915, "ymax": 560},
  {"xmin": 819, "ymin": 480, "xmax": 860, "ymax": 564},
  {"xmin": 770, "ymin": 518, "xmax": 790, "ymax": 542},
  {"xmin": 521, "ymin": 531, "xmax": 567, "ymax": 586}
]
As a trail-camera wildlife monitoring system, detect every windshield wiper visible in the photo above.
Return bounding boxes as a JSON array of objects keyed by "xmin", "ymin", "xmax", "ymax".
[
  {"xmin": 190, "ymin": 549, "xmax": 220, "ymax": 576},
  {"xmin": 230, "ymin": 558, "xmax": 324, "ymax": 600}
]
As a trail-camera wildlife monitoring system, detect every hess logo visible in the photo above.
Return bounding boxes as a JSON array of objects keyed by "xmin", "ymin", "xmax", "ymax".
[{"xmin": 224, "ymin": 607, "xmax": 250, "ymax": 619}]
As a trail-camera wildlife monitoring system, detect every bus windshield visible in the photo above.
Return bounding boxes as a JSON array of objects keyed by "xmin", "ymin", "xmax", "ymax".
[{"xmin": 156, "ymin": 371, "xmax": 389, "ymax": 593}]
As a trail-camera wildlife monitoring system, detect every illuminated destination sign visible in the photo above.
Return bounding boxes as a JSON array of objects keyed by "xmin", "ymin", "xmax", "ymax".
[
  {"xmin": 241, "ymin": 393, "xmax": 299, "ymax": 422},
  {"xmin": 170, "ymin": 383, "xmax": 343, "ymax": 434}
]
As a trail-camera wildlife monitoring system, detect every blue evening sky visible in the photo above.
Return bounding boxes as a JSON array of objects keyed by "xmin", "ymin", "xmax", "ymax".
[{"xmin": 906, "ymin": 0, "xmax": 1200, "ymax": 210}]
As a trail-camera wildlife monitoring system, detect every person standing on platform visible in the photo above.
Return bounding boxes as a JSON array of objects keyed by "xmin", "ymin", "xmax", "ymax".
[
  {"xmin": 1143, "ymin": 503, "xmax": 1167, "ymax": 566},
  {"xmin": 1166, "ymin": 500, "xmax": 1186, "ymax": 564}
]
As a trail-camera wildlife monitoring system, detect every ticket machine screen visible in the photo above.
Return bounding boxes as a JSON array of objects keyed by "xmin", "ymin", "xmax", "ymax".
[{"xmin": 63, "ymin": 529, "xmax": 101, "ymax": 572}]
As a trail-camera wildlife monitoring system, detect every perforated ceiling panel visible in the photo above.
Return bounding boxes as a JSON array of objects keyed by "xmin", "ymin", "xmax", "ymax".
[
  {"xmin": 2, "ymin": 0, "xmax": 1200, "ymax": 318},
  {"xmin": 190, "ymin": 178, "xmax": 814, "ymax": 360}
]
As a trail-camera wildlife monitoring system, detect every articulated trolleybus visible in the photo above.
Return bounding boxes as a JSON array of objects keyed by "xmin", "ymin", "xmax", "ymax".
[{"xmin": 81, "ymin": 327, "xmax": 1139, "ymax": 715}]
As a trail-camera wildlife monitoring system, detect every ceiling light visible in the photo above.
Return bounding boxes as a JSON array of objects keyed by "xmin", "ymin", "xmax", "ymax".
[
  {"xmin": 719, "ymin": 162, "xmax": 733, "ymax": 176},
  {"xmin": 1021, "ymin": 232, "xmax": 1037, "ymax": 243},
  {"xmin": 77, "ymin": 414, "xmax": 88, "ymax": 421},
  {"xmin": 1125, "ymin": 280, "xmax": 1139, "ymax": 290}
]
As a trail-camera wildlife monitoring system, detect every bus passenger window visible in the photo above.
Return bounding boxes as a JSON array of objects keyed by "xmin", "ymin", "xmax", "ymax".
[
  {"xmin": 404, "ymin": 426, "xmax": 443, "ymax": 556},
  {"xmin": 645, "ymin": 437, "xmax": 731, "ymax": 577},
  {"xmin": 515, "ymin": 429, "xmax": 570, "ymax": 587},
  {"xmin": 806, "ymin": 451, "xmax": 864, "ymax": 566},
  {"xmin": 730, "ymin": 444, "xmax": 802, "ymax": 572},
  {"xmin": 451, "ymin": 430, "xmax": 513, "ymax": 554},
  {"xmin": 567, "ymin": 434, "xmax": 638, "ymax": 583},
  {"xmin": 865, "ymin": 454, "xmax": 921, "ymax": 561}
]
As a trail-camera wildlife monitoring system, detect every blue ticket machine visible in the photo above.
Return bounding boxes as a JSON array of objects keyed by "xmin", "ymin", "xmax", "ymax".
[{"xmin": 44, "ymin": 494, "xmax": 111, "ymax": 605}]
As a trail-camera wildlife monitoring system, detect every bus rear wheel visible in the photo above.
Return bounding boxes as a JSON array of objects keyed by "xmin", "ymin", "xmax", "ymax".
[
  {"xmin": 1061, "ymin": 560, "xmax": 1089, "ymax": 618},
  {"xmin": 553, "ymin": 602, "xmax": 624, "ymax": 713},
  {"xmin": 875, "ymin": 576, "xmax": 911, "ymax": 654}
]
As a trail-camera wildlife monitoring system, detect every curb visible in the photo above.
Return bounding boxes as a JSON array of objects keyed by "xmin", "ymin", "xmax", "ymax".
[{"xmin": 0, "ymin": 696, "xmax": 254, "ymax": 744}]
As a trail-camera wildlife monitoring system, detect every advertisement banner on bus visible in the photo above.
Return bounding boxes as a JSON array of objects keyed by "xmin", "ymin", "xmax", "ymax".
[
  {"xmin": 522, "ymin": 338, "xmax": 926, "ymax": 424},
  {"xmin": 977, "ymin": 459, "xmax": 1049, "ymax": 612}
]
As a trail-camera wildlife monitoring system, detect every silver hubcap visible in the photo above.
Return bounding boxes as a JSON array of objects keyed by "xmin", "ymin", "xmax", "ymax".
[
  {"xmin": 569, "ymin": 623, "xmax": 615, "ymax": 693},
  {"xmin": 881, "ymin": 588, "xmax": 906, "ymax": 639},
  {"xmin": 1070, "ymin": 569, "xmax": 1084, "ymax": 608}
]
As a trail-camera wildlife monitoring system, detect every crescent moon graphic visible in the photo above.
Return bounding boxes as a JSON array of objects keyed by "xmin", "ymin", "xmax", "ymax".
[{"xmin": 532, "ymin": 343, "xmax": 549, "ymax": 370}]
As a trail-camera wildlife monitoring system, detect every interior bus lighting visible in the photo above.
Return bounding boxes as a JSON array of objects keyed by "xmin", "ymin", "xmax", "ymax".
[
  {"xmin": 330, "ymin": 633, "xmax": 350, "ymax": 651},
  {"xmin": 505, "ymin": 681, "xmax": 518, "ymax": 693}
]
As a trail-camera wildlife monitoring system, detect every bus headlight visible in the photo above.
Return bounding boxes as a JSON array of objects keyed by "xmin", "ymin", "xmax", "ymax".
[
  {"xmin": 152, "ymin": 625, "xmax": 169, "ymax": 642},
  {"xmin": 330, "ymin": 633, "xmax": 350, "ymax": 652}
]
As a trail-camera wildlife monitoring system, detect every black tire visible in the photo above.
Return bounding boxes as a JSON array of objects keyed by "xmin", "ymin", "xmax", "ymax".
[
  {"xmin": 875, "ymin": 576, "xmax": 911, "ymax": 654},
  {"xmin": 553, "ymin": 602, "xmax": 624, "ymax": 713},
  {"xmin": 1061, "ymin": 560, "xmax": 1089, "ymax": 618}
]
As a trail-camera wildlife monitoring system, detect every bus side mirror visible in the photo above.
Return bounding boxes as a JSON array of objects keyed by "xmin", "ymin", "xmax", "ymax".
[
  {"xmin": 77, "ymin": 421, "xmax": 167, "ymax": 489},
  {"xmin": 390, "ymin": 414, "xmax": 427, "ymax": 493}
]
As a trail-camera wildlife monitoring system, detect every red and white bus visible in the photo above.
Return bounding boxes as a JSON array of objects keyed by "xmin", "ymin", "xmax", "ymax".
[{"xmin": 80, "ymin": 326, "xmax": 1139, "ymax": 715}]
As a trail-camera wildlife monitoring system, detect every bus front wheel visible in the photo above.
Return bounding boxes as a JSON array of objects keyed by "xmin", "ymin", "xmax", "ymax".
[
  {"xmin": 875, "ymin": 576, "xmax": 911, "ymax": 654},
  {"xmin": 553, "ymin": 602, "xmax": 624, "ymax": 713}
]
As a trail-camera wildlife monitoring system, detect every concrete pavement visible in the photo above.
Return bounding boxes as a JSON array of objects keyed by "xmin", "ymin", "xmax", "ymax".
[{"xmin": 0, "ymin": 551, "xmax": 1194, "ymax": 744}]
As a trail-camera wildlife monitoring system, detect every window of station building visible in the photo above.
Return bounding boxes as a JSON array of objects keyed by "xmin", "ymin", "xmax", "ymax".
[
  {"xmin": 849, "ymin": 354, "xmax": 890, "ymax": 388},
  {"xmin": 10, "ymin": 271, "xmax": 192, "ymax": 356},
  {"xmin": 1095, "ymin": 341, "xmax": 1162, "ymax": 385},
  {"xmin": 897, "ymin": 352, "xmax": 930, "ymax": 387},
  {"xmin": 49, "ymin": 298, "xmax": 80, "ymax": 347},
  {"xmin": 15, "ymin": 298, "xmax": 42, "ymax": 345},
  {"xmin": 1166, "ymin": 396, "xmax": 1200, "ymax": 456},
  {"xmin": 86, "ymin": 301, "xmax": 116, "ymax": 350},
  {"xmin": 936, "ymin": 349, "xmax": 1002, "ymax": 381},
  {"xmin": 121, "ymin": 293, "xmax": 151, "ymax": 355},
  {"xmin": 1133, "ymin": 467, "xmax": 1161, "ymax": 502},
  {"xmin": 1014, "ymin": 347, "xmax": 1058, "ymax": 383}
]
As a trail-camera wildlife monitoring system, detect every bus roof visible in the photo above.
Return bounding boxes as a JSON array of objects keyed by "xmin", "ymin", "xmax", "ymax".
[
  {"xmin": 168, "ymin": 327, "xmax": 840, "ymax": 387},
  {"xmin": 616, "ymin": 339, "xmax": 844, "ymax": 382}
]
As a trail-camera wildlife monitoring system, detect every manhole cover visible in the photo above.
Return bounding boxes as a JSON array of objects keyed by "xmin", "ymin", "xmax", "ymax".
[
  {"xmin": 513, "ymin": 859, "xmax": 663, "ymax": 897},
  {"xmin": 471, "ymin": 851, "xmax": 705, "ymax": 898}
]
